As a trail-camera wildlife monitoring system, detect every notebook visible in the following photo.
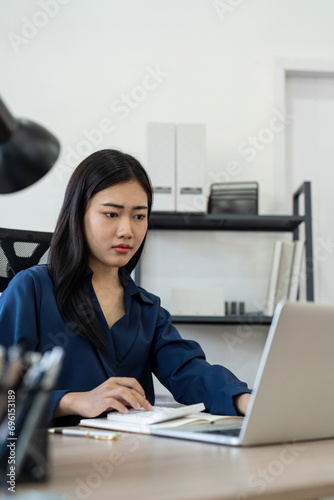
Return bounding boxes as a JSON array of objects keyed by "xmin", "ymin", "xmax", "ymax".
[
  {"xmin": 152, "ymin": 302, "xmax": 334, "ymax": 446},
  {"xmin": 80, "ymin": 403, "xmax": 243, "ymax": 435}
]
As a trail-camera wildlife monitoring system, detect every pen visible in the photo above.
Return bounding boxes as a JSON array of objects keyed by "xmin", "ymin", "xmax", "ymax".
[
  {"xmin": 0, "ymin": 344, "xmax": 26, "ymax": 425},
  {"xmin": 0, "ymin": 345, "xmax": 5, "ymax": 382},
  {"xmin": 48, "ymin": 428, "xmax": 121, "ymax": 441}
]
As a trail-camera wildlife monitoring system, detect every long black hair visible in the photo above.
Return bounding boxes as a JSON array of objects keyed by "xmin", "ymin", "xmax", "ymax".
[{"xmin": 47, "ymin": 149, "xmax": 153, "ymax": 350}]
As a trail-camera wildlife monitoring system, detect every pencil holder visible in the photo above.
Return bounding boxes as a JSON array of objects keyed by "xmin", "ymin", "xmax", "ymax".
[
  {"xmin": 0, "ymin": 389, "xmax": 50, "ymax": 487},
  {"xmin": 17, "ymin": 426, "xmax": 49, "ymax": 483},
  {"xmin": 0, "ymin": 345, "xmax": 64, "ymax": 488},
  {"xmin": 16, "ymin": 390, "xmax": 50, "ymax": 484}
]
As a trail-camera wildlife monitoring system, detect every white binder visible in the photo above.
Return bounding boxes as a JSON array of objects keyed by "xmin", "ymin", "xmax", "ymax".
[
  {"xmin": 176, "ymin": 124, "xmax": 206, "ymax": 213},
  {"xmin": 146, "ymin": 123, "xmax": 176, "ymax": 211}
]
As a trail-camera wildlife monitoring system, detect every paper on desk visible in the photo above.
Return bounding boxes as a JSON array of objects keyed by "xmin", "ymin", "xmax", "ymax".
[{"xmin": 79, "ymin": 413, "xmax": 243, "ymax": 435}]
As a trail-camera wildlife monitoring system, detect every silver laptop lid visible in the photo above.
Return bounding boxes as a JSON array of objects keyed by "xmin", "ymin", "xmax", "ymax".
[
  {"xmin": 153, "ymin": 302, "xmax": 334, "ymax": 446},
  {"xmin": 241, "ymin": 301, "xmax": 334, "ymax": 445}
]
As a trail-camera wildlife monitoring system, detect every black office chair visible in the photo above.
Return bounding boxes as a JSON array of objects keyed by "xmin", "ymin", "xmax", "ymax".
[{"xmin": 0, "ymin": 228, "xmax": 53, "ymax": 292}]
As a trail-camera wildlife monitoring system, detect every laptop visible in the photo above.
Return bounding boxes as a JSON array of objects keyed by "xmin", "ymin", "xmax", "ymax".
[{"xmin": 152, "ymin": 302, "xmax": 334, "ymax": 446}]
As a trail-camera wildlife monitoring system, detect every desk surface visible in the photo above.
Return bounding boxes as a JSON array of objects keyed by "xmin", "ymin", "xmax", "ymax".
[{"xmin": 19, "ymin": 432, "xmax": 334, "ymax": 500}]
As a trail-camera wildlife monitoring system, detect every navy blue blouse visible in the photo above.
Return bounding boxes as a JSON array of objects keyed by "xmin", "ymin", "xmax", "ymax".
[{"xmin": 0, "ymin": 265, "xmax": 250, "ymax": 423}]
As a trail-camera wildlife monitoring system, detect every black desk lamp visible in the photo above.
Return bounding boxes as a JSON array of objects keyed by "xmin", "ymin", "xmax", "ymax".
[{"xmin": 0, "ymin": 96, "xmax": 60, "ymax": 194}]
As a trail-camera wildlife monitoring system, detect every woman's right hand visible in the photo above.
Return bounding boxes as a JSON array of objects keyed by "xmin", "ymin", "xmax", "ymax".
[{"xmin": 53, "ymin": 377, "xmax": 152, "ymax": 418}]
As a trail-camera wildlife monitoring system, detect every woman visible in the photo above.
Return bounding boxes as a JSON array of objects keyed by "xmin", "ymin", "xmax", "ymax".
[{"xmin": 0, "ymin": 149, "xmax": 251, "ymax": 425}]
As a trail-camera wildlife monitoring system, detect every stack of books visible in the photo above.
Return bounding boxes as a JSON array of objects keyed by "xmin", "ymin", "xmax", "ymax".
[{"xmin": 265, "ymin": 240, "xmax": 305, "ymax": 316}]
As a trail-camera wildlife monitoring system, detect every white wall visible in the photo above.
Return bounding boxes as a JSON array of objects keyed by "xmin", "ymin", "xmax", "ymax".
[
  {"xmin": 286, "ymin": 75, "xmax": 334, "ymax": 305},
  {"xmin": 1, "ymin": 0, "xmax": 333, "ymax": 388}
]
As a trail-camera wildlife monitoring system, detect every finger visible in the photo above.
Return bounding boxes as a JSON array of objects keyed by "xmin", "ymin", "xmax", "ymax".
[
  {"xmin": 111, "ymin": 387, "xmax": 151, "ymax": 411},
  {"xmin": 106, "ymin": 398, "xmax": 129, "ymax": 414},
  {"xmin": 112, "ymin": 377, "xmax": 146, "ymax": 397},
  {"xmin": 108, "ymin": 387, "xmax": 141, "ymax": 410},
  {"xmin": 141, "ymin": 399, "xmax": 152, "ymax": 411},
  {"xmin": 118, "ymin": 395, "xmax": 152, "ymax": 411}
]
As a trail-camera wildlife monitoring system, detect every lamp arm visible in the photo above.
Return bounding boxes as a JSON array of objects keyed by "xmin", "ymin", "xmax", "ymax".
[{"xmin": 0, "ymin": 97, "xmax": 18, "ymax": 142}]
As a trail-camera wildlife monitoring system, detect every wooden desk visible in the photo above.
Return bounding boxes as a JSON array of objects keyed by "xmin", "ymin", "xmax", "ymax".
[{"xmin": 18, "ymin": 432, "xmax": 334, "ymax": 500}]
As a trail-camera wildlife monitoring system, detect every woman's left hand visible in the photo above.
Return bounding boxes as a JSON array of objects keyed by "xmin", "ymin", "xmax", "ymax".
[{"xmin": 233, "ymin": 393, "xmax": 252, "ymax": 415}]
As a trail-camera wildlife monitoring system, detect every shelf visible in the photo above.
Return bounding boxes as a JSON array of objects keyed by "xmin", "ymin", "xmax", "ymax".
[
  {"xmin": 133, "ymin": 182, "xmax": 314, "ymax": 319},
  {"xmin": 149, "ymin": 213, "xmax": 305, "ymax": 232},
  {"xmin": 171, "ymin": 313, "xmax": 272, "ymax": 325}
]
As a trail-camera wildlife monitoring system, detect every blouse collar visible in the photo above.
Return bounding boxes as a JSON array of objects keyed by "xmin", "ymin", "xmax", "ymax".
[{"xmin": 85, "ymin": 266, "xmax": 154, "ymax": 305}]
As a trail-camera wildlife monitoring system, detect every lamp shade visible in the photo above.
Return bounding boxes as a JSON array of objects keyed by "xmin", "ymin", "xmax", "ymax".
[{"xmin": 0, "ymin": 97, "xmax": 60, "ymax": 194}]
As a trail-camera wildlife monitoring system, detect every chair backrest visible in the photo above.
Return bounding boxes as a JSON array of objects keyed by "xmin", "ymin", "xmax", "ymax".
[{"xmin": 0, "ymin": 228, "xmax": 53, "ymax": 292}]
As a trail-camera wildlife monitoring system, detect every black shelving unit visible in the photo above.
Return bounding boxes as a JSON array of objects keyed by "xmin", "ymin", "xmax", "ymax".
[
  {"xmin": 148, "ymin": 213, "xmax": 305, "ymax": 232},
  {"xmin": 169, "ymin": 313, "xmax": 273, "ymax": 326},
  {"xmin": 135, "ymin": 181, "xmax": 313, "ymax": 325}
]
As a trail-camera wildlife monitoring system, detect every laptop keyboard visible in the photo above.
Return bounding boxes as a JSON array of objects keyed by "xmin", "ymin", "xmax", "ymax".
[{"xmin": 205, "ymin": 427, "xmax": 241, "ymax": 437}]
